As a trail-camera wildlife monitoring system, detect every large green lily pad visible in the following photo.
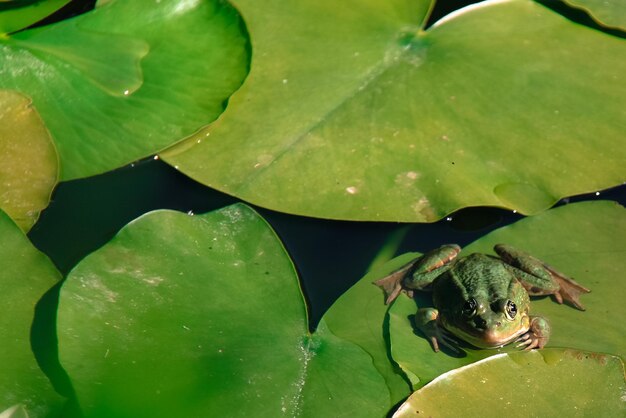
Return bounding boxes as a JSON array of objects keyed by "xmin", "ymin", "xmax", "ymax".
[
  {"xmin": 394, "ymin": 349, "xmax": 626, "ymax": 417},
  {"xmin": 0, "ymin": 208, "xmax": 64, "ymax": 417},
  {"xmin": 564, "ymin": 0, "xmax": 626, "ymax": 30},
  {"xmin": 387, "ymin": 200, "xmax": 625, "ymax": 388},
  {"xmin": 0, "ymin": 0, "xmax": 249, "ymax": 179},
  {"xmin": 324, "ymin": 252, "xmax": 419, "ymax": 406},
  {"xmin": 162, "ymin": 0, "xmax": 626, "ymax": 222},
  {"xmin": 0, "ymin": 90, "xmax": 57, "ymax": 231},
  {"xmin": 57, "ymin": 204, "xmax": 388, "ymax": 417}
]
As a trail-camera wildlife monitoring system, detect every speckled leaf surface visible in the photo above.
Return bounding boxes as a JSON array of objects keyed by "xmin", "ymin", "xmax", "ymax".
[
  {"xmin": 0, "ymin": 0, "xmax": 249, "ymax": 180},
  {"xmin": 386, "ymin": 201, "xmax": 625, "ymax": 388},
  {"xmin": 0, "ymin": 90, "xmax": 57, "ymax": 231},
  {"xmin": 0, "ymin": 209, "xmax": 64, "ymax": 417},
  {"xmin": 57, "ymin": 205, "xmax": 388, "ymax": 417},
  {"xmin": 162, "ymin": 0, "xmax": 625, "ymax": 222},
  {"xmin": 394, "ymin": 349, "xmax": 626, "ymax": 417},
  {"xmin": 564, "ymin": 0, "xmax": 626, "ymax": 29}
]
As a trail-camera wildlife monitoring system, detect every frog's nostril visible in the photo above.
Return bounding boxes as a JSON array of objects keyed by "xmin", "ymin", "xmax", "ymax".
[
  {"xmin": 495, "ymin": 321, "xmax": 501, "ymax": 327},
  {"xmin": 474, "ymin": 316, "xmax": 487, "ymax": 329}
]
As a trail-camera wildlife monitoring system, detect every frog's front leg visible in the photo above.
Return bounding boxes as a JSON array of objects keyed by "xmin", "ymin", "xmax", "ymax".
[
  {"xmin": 374, "ymin": 244, "xmax": 460, "ymax": 304},
  {"xmin": 415, "ymin": 308, "xmax": 460, "ymax": 353},
  {"xmin": 495, "ymin": 244, "xmax": 590, "ymax": 310},
  {"xmin": 516, "ymin": 316, "xmax": 550, "ymax": 350}
]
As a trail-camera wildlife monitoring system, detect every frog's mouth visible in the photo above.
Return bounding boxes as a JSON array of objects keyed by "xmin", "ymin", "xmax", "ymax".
[{"xmin": 444, "ymin": 315, "xmax": 530, "ymax": 349}]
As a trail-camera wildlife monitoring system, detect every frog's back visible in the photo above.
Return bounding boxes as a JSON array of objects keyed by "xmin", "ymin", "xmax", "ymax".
[{"xmin": 438, "ymin": 253, "xmax": 515, "ymax": 303}]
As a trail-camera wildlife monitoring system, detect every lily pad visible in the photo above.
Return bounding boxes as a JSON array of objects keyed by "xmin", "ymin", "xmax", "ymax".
[
  {"xmin": 0, "ymin": 208, "xmax": 64, "ymax": 417},
  {"xmin": 57, "ymin": 204, "xmax": 388, "ymax": 417},
  {"xmin": 563, "ymin": 0, "xmax": 626, "ymax": 30},
  {"xmin": 0, "ymin": 90, "xmax": 57, "ymax": 231},
  {"xmin": 0, "ymin": 0, "xmax": 249, "ymax": 180},
  {"xmin": 386, "ymin": 200, "xmax": 625, "ymax": 388},
  {"xmin": 324, "ymin": 252, "xmax": 419, "ymax": 406},
  {"xmin": 394, "ymin": 349, "xmax": 626, "ymax": 417},
  {"xmin": 0, "ymin": 0, "xmax": 70, "ymax": 35},
  {"xmin": 162, "ymin": 0, "xmax": 626, "ymax": 222}
]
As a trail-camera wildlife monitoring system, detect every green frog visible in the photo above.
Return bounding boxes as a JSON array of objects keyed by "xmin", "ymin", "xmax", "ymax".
[{"xmin": 374, "ymin": 244, "xmax": 590, "ymax": 352}]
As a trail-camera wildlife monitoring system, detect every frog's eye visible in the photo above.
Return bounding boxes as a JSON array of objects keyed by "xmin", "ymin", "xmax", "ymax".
[
  {"xmin": 462, "ymin": 298, "xmax": 477, "ymax": 318},
  {"xmin": 504, "ymin": 300, "xmax": 517, "ymax": 320}
]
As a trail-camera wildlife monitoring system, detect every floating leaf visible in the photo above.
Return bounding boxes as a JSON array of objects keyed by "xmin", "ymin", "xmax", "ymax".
[
  {"xmin": 0, "ymin": 90, "xmax": 57, "ymax": 231},
  {"xmin": 162, "ymin": 0, "xmax": 625, "ymax": 222},
  {"xmin": 394, "ymin": 349, "xmax": 626, "ymax": 417},
  {"xmin": 0, "ymin": 0, "xmax": 249, "ymax": 179},
  {"xmin": 563, "ymin": 0, "xmax": 626, "ymax": 30},
  {"xmin": 324, "ymin": 253, "xmax": 419, "ymax": 406},
  {"xmin": 387, "ymin": 200, "xmax": 625, "ymax": 387},
  {"xmin": 0, "ymin": 0, "xmax": 70, "ymax": 35},
  {"xmin": 0, "ymin": 209, "xmax": 64, "ymax": 417},
  {"xmin": 57, "ymin": 205, "xmax": 388, "ymax": 417}
]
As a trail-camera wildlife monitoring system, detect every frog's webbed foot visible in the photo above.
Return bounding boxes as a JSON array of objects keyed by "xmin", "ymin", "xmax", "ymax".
[
  {"xmin": 373, "ymin": 261, "xmax": 416, "ymax": 304},
  {"xmin": 543, "ymin": 265, "xmax": 590, "ymax": 311},
  {"xmin": 516, "ymin": 316, "xmax": 550, "ymax": 350},
  {"xmin": 415, "ymin": 308, "xmax": 460, "ymax": 353},
  {"xmin": 495, "ymin": 244, "xmax": 590, "ymax": 310}
]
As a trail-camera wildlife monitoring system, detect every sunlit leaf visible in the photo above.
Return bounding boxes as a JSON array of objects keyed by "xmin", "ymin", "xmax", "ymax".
[
  {"xmin": 394, "ymin": 349, "xmax": 625, "ymax": 417},
  {"xmin": 0, "ymin": 209, "xmax": 64, "ymax": 417},
  {"xmin": 387, "ymin": 200, "xmax": 625, "ymax": 387},
  {"xmin": 563, "ymin": 0, "xmax": 626, "ymax": 29},
  {"xmin": 0, "ymin": 0, "xmax": 249, "ymax": 179},
  {"xmin": 162, "ymin": 0, "xmax": 625, "ymax": 221},
  {"xmin": 0, "ymin": 90, "xmax": 57, "ymax": 231},
  {"xmin": 57, "ymin": 205, "xmax": 388, "ymax": 417}
]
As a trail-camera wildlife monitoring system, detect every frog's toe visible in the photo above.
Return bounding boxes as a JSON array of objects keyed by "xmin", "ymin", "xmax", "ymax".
[
  {"xmin": 515, "ymin": 335, "xmax": 532, "ymax": 349},
  {"xmin": 432, "ymin": 330, "xmax": 460, "ymax": 353},
  {"xmin": 522, "ymin": 339, "xmax": 539, "ymax": 351},
  {"xmin": 516, "ymin": 336, "xmax": 541, "ymax": 350}
]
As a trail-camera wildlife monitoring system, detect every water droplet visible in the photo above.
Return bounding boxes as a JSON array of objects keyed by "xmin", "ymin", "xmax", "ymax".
[
  {"xmin": 187, "ymin": 210, "xmax": 194, "ymax": 216},
  {"xmin": 153, "ymin": 155, "xmax": 159, "ymax": 160},
  {"xmin": 123, "ymin": 90, "xmax": 130, "ymax": 96},
  {"xmin": 282, "ymin": 79, "xmax": 288, "ymax": 84},
  {"xmin": 446, "ymin": 217, "xmax": 453, "ymax": 221},
  {"xmin": 595, "ymin": 191, "xmax": 600, "ymax": 196},
  {"xmin": 345, "ymin": 186, "xmax": 358, "ymax": 194}
]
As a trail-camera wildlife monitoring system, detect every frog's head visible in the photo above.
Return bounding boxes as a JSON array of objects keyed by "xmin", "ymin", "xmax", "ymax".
[{"xmin": 439, "ymin": 279, "xmax": 531, "ymax": 348}]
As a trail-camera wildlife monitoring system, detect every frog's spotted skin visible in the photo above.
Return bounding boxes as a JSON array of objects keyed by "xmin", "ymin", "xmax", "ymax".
[{"xmin": 374, "ymin": 244, "xmax": 589, "ymax": 352}]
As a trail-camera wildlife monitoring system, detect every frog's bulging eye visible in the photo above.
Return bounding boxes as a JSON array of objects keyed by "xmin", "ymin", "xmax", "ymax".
[
  {"xmin": 505, "ymin": 300, "xmax": 517, "ymax": 320},
  {"xmin": 462, "ymin": 298, "xmax": 477, "ymax": 318}
]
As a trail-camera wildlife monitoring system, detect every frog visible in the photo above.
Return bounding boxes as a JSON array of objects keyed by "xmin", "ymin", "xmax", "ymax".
[{"xmin": 374, "ymin": 244, "xmax": 590, "ymax": 352}]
